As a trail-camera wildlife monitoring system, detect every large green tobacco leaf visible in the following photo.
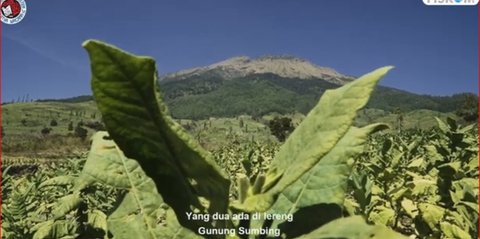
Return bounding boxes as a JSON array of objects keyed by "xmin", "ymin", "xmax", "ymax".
[
  {"xmin": 235, "ymin": 67, "xmax": 393, "ymax": 212},
  {"xmin": 295, "ymin": 216, "xmax": 408, "ymax": 239},
  {"xmin": 84, "ymin": 132, "xmax": 199, "ymax": 239},
  {"xmin": 83, "ymin": 40, "xmax": 230, "ymax": 230},
  {"xmin": 253, "ymin": 124, "xmax": 388, "ymax": 237},
  {"xmin": 272, "ymin": 124, "xmax": 387, "ymax": 211}
]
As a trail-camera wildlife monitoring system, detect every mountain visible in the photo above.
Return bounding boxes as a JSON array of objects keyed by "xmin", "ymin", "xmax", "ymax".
[
  {"xmin": 33, "ymin": 55, "xmax": 476, "ymax": 119},
  {"xmin": 160, "ymin": 55, "xmax": 354, "ymax": 85},
  {"xmin": 158, "ymin": 56, "xmax": 476, "ymax": 119}
]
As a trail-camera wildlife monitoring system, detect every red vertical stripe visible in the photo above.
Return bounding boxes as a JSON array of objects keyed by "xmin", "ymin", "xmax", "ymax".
[
  {"xmin": 0, "ymin": 5, "xmax": 3, "ymax": 238},
  {"xmin": 477, "ymin": 3, "xmax": 480, "ymax": 239}
]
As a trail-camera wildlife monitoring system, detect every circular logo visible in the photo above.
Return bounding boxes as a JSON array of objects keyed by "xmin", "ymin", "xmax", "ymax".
[{"xmin": 1, "ymin": 0, "xmax": 26, "ymax": 24}]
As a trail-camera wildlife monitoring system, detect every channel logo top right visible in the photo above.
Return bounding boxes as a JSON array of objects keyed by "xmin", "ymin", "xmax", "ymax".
[{"xmin": 423, "ymin": 0, "xmax": 479, "ymax": 5}]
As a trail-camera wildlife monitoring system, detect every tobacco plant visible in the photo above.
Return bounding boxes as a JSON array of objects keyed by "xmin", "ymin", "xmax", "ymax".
[
  {"xmin": 70, "ymin": 40, "xmax": 408, "ymax": 239},
  {"xmin": 1, "ymin": 158, "xmax": 119, "ymax": 239},
  {"xmin": 348, "ymin": 118, "xmax": 478, "ymax": 238}
]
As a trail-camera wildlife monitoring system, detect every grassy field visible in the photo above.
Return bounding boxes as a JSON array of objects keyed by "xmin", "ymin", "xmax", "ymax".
[
  {"xmin": 3, "ymin": 101, "xmax": 99, "ymax": 135},
  {"xmin": 2, "ymin": 100, "xmax": 462, "ymax": 160}
]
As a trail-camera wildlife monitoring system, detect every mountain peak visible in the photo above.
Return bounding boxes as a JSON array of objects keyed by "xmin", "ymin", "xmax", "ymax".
[
  {"xmin": 160, "ymin": 55, "xmax": 353, "ymax": 84},
  {"xmin": 257, "ymin": 55, "xmax": 303, "ymax": 61}
]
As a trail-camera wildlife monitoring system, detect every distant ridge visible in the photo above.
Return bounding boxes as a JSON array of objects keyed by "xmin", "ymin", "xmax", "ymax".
[{"xmin": 35, "ymin": 95, "xmax": 94, "ymax": 103}]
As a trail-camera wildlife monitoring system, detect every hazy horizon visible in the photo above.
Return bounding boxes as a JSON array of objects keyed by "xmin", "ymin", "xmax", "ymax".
[{"xmin": 3, "ymin": 0, "xmax": 477, "ymax": 102}]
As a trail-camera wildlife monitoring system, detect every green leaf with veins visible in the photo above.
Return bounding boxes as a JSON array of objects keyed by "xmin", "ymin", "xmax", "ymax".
[
  {"xmin": 85, "ymin": 132, "xmax": 200, "ymax": 239},
  {"xmin": 83, "ymin": 40, "xmax": 230, "ymax": 233}
]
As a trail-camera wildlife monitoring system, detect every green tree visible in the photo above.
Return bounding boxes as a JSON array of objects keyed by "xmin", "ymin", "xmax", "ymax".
[
  {"xmin": 50, "ymin": 119, "xmax": 58, "ymax": 127},
  {"xmin": 68, "ymin": 121, "xmax": 74, "ymax": 131},
  {"xmin": 75, "ymin": 124, "xmax": 88, "ymax": 140},
  {"xmin": 393, "ymin": 107, "xmax": 404, "ymax": 131},
  {"xmin": 268, "ymin": 116, "xmax": 295, "ymax": 142},
  {"xmin": 41, "ymin": 127, "xmax": 51, "ymax": 136},
  {"xmin": 456, "ymin": 94, "xmax": 477, "ymax": 123}
]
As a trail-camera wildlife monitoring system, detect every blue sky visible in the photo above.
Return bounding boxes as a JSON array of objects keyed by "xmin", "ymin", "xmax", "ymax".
[{"xmin": 2, "ymin": 0, "xmax": 477, "ymax": 101}]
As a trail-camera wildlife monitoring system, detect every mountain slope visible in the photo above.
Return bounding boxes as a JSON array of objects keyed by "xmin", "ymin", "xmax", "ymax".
[
  {"xmin": 28, "ymin": 56, "xmax": 476, "ymax": 119},
  {"xmin": 161, "ymin": 73, "xmax": 338, "ymax": 119},
  {"xmin": 159, "ymin": 71, "xmax": 475, "ymax": 119}
]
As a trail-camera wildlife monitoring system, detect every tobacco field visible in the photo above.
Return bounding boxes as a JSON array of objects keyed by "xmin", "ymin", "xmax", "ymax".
[{"xmin": 1, "ymin": 41, "xmax": 478, "ymax": 239}]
